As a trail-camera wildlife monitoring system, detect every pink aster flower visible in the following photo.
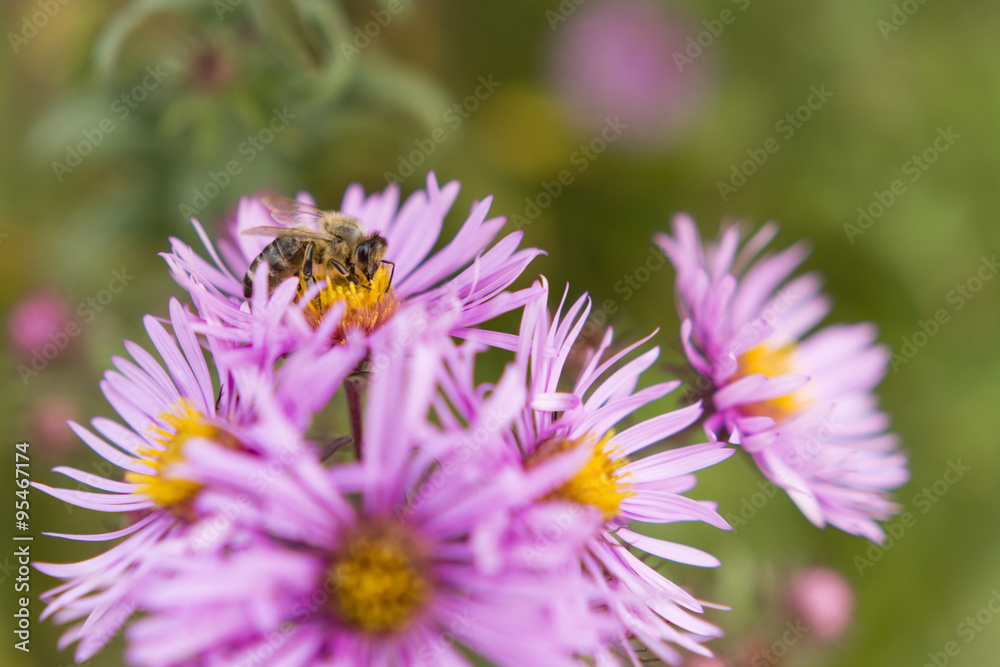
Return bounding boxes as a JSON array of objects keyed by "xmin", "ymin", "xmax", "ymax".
[
  {"xmin": 125, "ymin": 328, "xmax": 612, "ymax": 667},
  {"xmin": 165, "ymin": 172, "xmax": 542, "ymax": 354},
  {"xmin": 443, "ymin": 280, "xmax": 735, "ymax": 665},
  {"xmin": 33, "ymin": 298, "xmax": 362, "ymax": 662},
  {"xmin": 32, "ymin": 298, "xmax": 230, "ymax": 661},
  {"xmin": 656, "ymin": 216, "xmax": 909, "ymax": 542}
]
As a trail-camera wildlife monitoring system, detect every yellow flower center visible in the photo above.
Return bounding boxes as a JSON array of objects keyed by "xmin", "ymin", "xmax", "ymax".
[
  {"xmin": 327, "ymin": 521, "xmax": 431, "ymax": 634},
  {"xmin": 124, "ymin": 400, "xmax": 231, "ymax": 513},
  {"xmin": 531, "ymin": 433, "xmax": 633, "ymax": 521},
  {"xmin": 733, "ymin": 344, "xmax": 809, "ymax": 421},
  {"xmin": 300, "ymin": 265, "xmax": 399, "ymax": 339}
]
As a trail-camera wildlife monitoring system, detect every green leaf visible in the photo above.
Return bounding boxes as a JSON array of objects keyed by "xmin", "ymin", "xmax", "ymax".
[
  {"xmin": 93, "ymin": 0, "xmax": 201, "ymax": 84},
  {"xmin": 354, "ymin": 60, "xmax": 451, "ymax": 133},
  {"xmin": 249, "ymin": 0, "xmax": 355, "ymax": 102}
]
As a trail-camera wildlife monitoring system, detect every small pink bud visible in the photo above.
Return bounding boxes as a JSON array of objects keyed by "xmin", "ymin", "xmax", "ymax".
[
  {"xmin": 7, "ymin": 289, "xmax": 73, "ymax": 358},
  {"xmin": 788, "ymin": 567, "xmax": 855, "ymax": 642},
  {"xmin": 686, "ymin": 657, "xmax": 728, "ymax": 667}
]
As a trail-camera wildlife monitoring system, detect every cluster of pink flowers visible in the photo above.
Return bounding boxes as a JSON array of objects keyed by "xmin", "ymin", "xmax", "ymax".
[{"xmin": 35, "ymin": 174, "xmax": 907, "ymax": 666}]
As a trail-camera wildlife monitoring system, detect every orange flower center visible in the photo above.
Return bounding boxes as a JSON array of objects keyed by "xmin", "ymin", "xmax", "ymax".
[
  {"xmin": 299, "ymin": 265, "xmax": 398, "ymax": 339},
  {"xmin": 327, "ymin": 521, "xmax": 431, "ymax": 634},
  {"xmin": 733, "ymin": 344, "xmax": 809, "ymax": 421},
  {"xmin": 529, "ymin": 433, "xmax": 633, "ymax": 521},
  {"xmin": 124, "ymin": 400, "xmax": 237, "ymax": 514}
]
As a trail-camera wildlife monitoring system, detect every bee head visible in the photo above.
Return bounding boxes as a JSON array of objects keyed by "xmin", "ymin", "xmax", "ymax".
[{"xmin": 355, "ymin": 235, "xmax": 388, "ymax": 282}]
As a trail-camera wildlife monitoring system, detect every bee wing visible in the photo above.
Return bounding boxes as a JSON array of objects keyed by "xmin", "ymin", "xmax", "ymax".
[
  {"xmin": 241, "ymin": 226, "xmax": 338, "ymax": 242},
  {"xmin": 260, "ymin": 196, "xmax": 328, "ymax": 227}
]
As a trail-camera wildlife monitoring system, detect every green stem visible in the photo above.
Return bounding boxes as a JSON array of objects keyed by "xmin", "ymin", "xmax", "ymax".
[
  {"xmin": 319, "ymin": 435, "xmax": 353, "ymax": 461},
  {"xmin": 345, "ymin": 374, "xmax": 367, "ymax": 460}
]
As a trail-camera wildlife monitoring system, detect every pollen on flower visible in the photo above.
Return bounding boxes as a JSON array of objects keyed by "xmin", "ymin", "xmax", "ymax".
[
  {"xmin": 531, "ymin": 433, "xmax": 633, "ymax": 521},
  {"xmin": 327, "ymin": 521, "xmax": 431, "ymax": 634},
  {"xmin": 734, "ymin": 344, "xmax": 809, "ymax": 420},
  {"xmin": 124, "ymin": 400, "xmax": 226, "ymax": 512},
  {"xmin": 300, "ymin": 265, "xmax": 399, "ymax": 339}
]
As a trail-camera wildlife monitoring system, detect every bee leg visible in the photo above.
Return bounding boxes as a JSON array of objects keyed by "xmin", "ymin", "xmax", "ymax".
[
  {"xmin": 327, "ymin": 259, "xmax": 367, "ymax": 289},
  {"xmin": 325, "ymin": 259, "xmax": 371, "ymax": 290},
  {"xmin": 301, "ymin": 242, "xmax": 316, "ymax": 289},
  {"xmin": 327, "ymin": 258, "xmax": 350, "ymax": 278},
  {"xmin": 381, "ymin": 260, "xmax": 396, "ymax": 288}
]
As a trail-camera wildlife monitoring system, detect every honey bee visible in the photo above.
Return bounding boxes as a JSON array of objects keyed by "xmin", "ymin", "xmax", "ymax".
[{"xmin": 242, "ymin": 197, "xmax": 391, "ymax": 299}]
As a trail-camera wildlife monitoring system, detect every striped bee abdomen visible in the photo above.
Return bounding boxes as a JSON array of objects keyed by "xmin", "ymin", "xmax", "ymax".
[{"xmin": 243, "ymin": 237, "xmax": 308, "ymax": 299}]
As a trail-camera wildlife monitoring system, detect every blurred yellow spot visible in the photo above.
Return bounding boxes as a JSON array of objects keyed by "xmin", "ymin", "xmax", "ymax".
[{"xmin": 475, "ymin": 84, "xmax": 576, "ymax": 179}]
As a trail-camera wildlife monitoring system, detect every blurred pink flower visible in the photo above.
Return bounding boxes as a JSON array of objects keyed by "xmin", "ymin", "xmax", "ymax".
[
  {"xmin": 658, "ymin": 217, "xmax": 908, "ymax": 542},
  {"xmin": 787, "ymin": 567, "xmax": 854, "ymax": 642},
  {"xmin": 548, "ymin": 0, "xmax": 711, "ymax": 146},
  {"xmin": 7, "ymin": 289, "xmax": 73, "ymax": 357}
]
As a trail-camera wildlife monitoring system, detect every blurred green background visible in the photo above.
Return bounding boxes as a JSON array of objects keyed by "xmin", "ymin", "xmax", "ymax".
[{"xmin": 2, "ymin": 0, "xmax": 999, "ymax": 665}]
